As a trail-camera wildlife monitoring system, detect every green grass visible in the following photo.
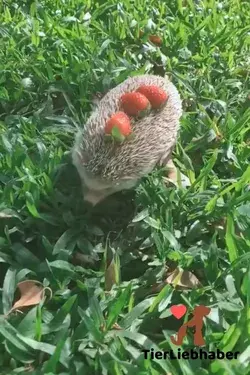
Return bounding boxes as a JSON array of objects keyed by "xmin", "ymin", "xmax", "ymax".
[{"xmin": 0, "ymin": 0, "xmax": 250, "ymax": 374}]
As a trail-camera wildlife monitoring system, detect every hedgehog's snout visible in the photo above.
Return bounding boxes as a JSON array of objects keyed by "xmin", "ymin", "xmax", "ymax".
[
  {"xmin": 83, "ymin": 182, "xmax": 118, "ymax": 206},
  {"xmin": 83, "ymin": 189, "xmax": 109, "ymax": 206},
  {"xmin": 82, "ymin": 178, "xmax": 138, "ymax": 206}
]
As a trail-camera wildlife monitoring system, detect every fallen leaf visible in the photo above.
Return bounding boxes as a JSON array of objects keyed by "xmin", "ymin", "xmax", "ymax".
[
  {"xmin": 9, "ymin": 280, "xmax": 51, "ymax": 314},
  {"xmin": 166, "ymin": 268, "xmax": 202, "ymax": 289},
  {"xmin": 149, "ymin": 35, "xmax": 162, "ymax": 46}
]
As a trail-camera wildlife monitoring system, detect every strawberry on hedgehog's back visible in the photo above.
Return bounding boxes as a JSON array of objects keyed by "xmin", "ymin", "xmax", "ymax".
[{"xmin": 72, "ymin": 74, "xmax": 182, "ymax": 203}]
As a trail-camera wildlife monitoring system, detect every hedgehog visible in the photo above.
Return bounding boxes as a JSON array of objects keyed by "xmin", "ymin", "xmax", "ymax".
[{"xmin": 72, "ymin": 74, "xmax": 182, "ymax": 205}]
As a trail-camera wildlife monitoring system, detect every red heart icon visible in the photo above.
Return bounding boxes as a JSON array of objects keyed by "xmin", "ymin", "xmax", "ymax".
[{"xmin": 170, "ymin": 304, "xmax": 187, "ymax": 319}]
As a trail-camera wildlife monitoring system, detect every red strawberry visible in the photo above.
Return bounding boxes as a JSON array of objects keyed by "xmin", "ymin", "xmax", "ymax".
[
  {"xmin": 105, "ymin": 111, "xmax": 132, "ymax": 142},
  {"xmin": 136, "ymin": 85, "xmax": 168, "ymax": 109},
  {"xmin": 149, "ymin": 35, "xmax": 162, "ymax": 46},
  {"xmin": 120, "ymin": 92, "xmax": 150, "ymax": 117}
]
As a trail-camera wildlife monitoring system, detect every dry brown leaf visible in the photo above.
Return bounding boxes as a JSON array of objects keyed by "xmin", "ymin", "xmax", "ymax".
[
  {"xmin": 105, "ymin": 252, "xmax": 120, "ymax": 292},
  {"xmin": 112, "ymin": 323, "xmax": 122, "ymax": 330},
  {"xmin": 9, "ymin": 280, "xmax": 50, "ymax": 314},
  {"xmin": 105, "ymin": 258, "xmax": 118, "ymax": 291},
  {"xmin": 166, "ymin": 268, "xmax": 202, "ymax": 290},
  {"xmin": 99, "ymin": 323, "xmax": 106, "ymax": 332},
  {"xmin": 148, "ymin": 35, "xmax": 162, "ymax": 46}
]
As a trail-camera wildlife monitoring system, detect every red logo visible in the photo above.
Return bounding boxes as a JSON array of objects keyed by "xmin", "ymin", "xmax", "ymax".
[
  {"xmin": 170, "ymin": 304, "xmax": 187, "ymax": 319},
  {"xmin": 170, "ymin": 305, "xmax": 211, "ymax": 346}
]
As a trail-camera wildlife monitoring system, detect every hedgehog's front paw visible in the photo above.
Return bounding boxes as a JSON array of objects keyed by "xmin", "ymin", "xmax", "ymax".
[
  {"xmin": 163, "ymin": 159, "xmax": 178, "ymax": 184},
  {"xmin": 163, "ymin": 159, "xmax": 191, "ymax": 188}
]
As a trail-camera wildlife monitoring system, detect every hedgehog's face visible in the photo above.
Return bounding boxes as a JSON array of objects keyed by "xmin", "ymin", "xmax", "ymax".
[
  {"xmin": 72, "ymin": 149, "xmax": 138, "ymax": 205},
  {"xmin": 81, "ymin": 170, "xmax": 138, "ymax": 206}
]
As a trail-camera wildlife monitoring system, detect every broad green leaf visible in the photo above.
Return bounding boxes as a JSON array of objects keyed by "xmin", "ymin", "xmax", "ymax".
[
  {"xmin": 2, "ymin": 267, "xmax": 16, "ymax": 314},
  {"xmin": 120, "ymin": 298, "xmax": 154, "ymax": 329},
  {"xmin": 226, "ymin": 214, "xmax": 239, "ymax": 263},
  {"xmin": 25, "ymin": 192, "xmax": 41, "ymax": 218},
  {"xmin": 43, "ymin": 334, "xmax": 68, "ymax": 373},
  {"xmin": 53, "ymin": 229, "xmax": 78, "ymax": 255},
  {"xmin": 132, "ymin": 209, "xmax": 149, "ymax": 223},
  {"xmin": 106, "ymin": 283, "xmax": 132, "ymax": 329},
  {"xmin": 143, "ymin": 217, "xmax": 161, "ymax": 230},
  {"xmin": 0, "ymin": 318, "xmax": 68, "ymax": 367},
  {"xmin": 162, "ymin": 230, "xmax": 180, "ymax": 250},
  {"xmin": 44, "ymin": 295, "xmax": 77, "ymax": 333},
  {"xmin": 149, "ymin": 284, "xmax": 172, "ymax": 313}
]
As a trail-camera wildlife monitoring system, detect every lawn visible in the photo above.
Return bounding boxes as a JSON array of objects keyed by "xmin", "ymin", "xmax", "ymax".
[{"xmin": 0, "ymin": 0, "xmax": 250, "ymax": 374}]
